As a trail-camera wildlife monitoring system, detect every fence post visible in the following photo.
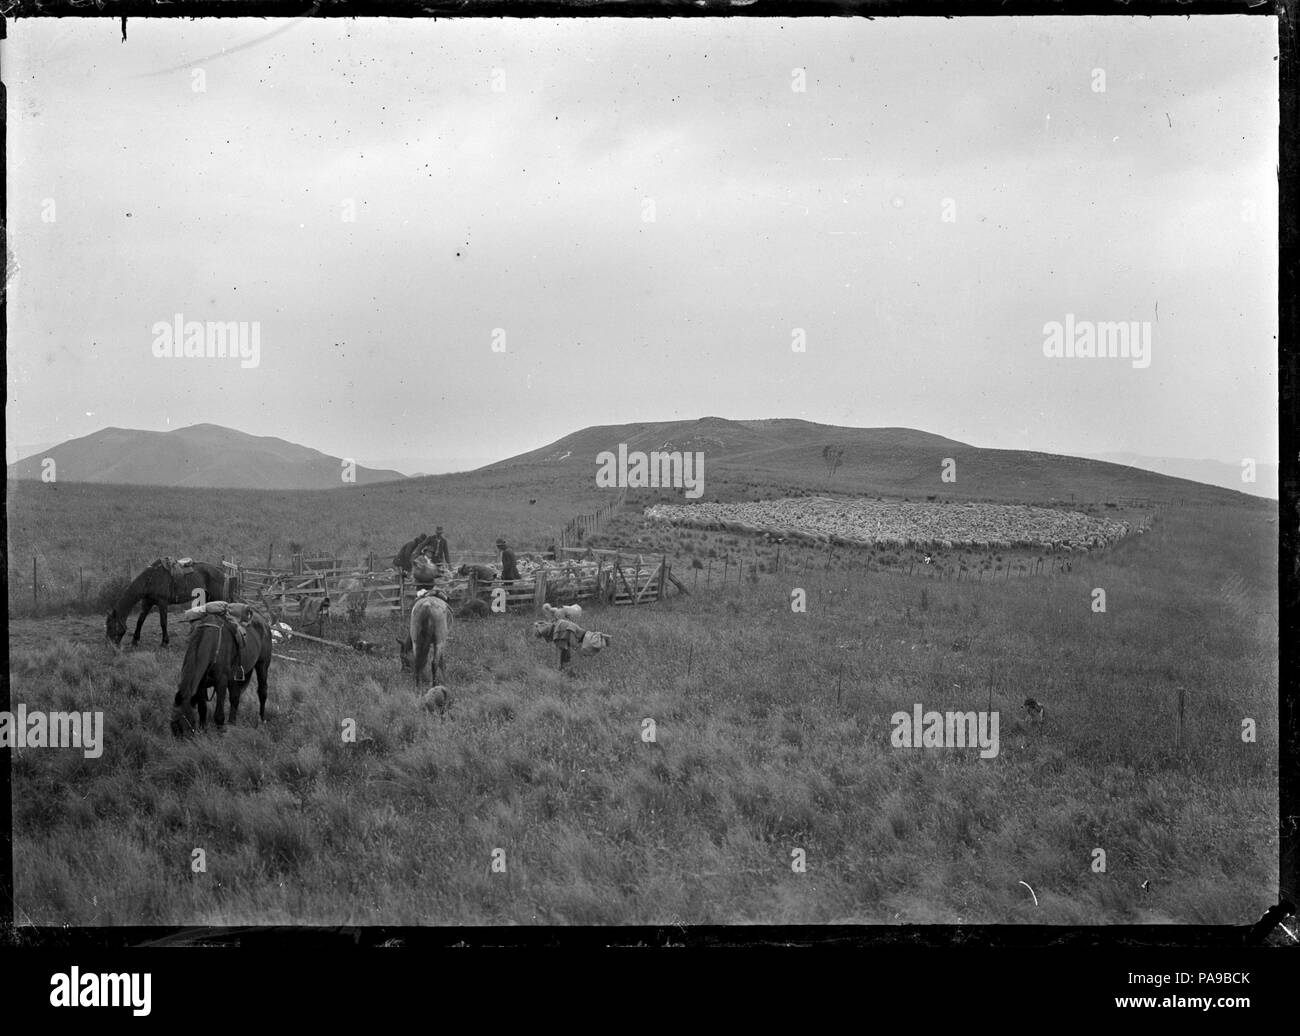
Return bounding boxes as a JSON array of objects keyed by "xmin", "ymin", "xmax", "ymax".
[
  {"xmin": 534, "ymin": 570, "xmax": 548, "ymax": 615},
  {"xmin": 707, "ymin": 559, "xmax": 712, "ymax": 586},
  {"xmin": 80, "ymin": 567, "xmax": 85, "ymax": 601},
  {"xmin": 33, "ymin": 556, "xmax": 38, "ymax": 610}
]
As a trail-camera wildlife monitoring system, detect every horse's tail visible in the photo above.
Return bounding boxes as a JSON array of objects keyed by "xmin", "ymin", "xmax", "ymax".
[{"xmin": 175, "ymin": 624, "xmax": 214, "ymax": 708}]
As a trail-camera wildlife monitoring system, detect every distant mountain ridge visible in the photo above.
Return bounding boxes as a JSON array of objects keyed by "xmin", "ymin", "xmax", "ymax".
[
  {"xmin": 1079, "ymin": 452, "xmax": 1277, "ymax": 500},
  {"xmin": 6, "ymin": 424, "xmax": 407, "ymax": 490}
]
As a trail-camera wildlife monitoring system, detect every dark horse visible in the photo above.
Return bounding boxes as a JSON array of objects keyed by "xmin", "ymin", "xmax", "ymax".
[
  {"xmin": 106, "ymin": 560, "xmax": 234, "ymax": 649},
  {"xmin": 171, "ymin": 609, "xmax": 272, "ymax": 735}
]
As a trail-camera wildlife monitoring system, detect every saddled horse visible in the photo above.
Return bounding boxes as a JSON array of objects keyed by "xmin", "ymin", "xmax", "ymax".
[
  {"xmin": 399, "ymin": 592, "xmax": 452, "ymax": 689},
  {"xmin": 171, "ymin": 605, "xmax": 272, "ymax": 735},
  {"xmin": 107, "ymin": 560, "xmax": 234, "ymax": 649}
]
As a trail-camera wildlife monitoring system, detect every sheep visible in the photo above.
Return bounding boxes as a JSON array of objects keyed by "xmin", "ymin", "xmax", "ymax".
[{"xmin": 541, "ymin": 602, "xmax": 583, "ymax": 621}]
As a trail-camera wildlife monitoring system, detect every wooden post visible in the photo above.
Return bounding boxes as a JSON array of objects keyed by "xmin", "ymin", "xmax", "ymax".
[
  {"xmin": 724, "ymin": 558, "xmax": 730, "ymax": 584},
  {"xmin": 687, "ymin": 645, "xmax": 693, "ymax": 676},
  {"xmin": 775, "ymin": 546, "xmax": 781, "ymax": 572},
  {"xmin": 534, "ymin": 570, "xmax": 548, "ymax": 615},
  {"xmin": 707, "ymin": 559, "xmax": 712, "ymax": 586},
  {"xmin": 658, "ymin": 555, "xmax": 667, "ymax": 601},
  {"xmin": 836, "ymin": 666, "xmax": 843, "ymax": 706},
  {"xmin": 33, "ymin": 557, "xmax": 38, "ymax": 610},
  {"xmin": 80, "ymin": 567, "xmax": 85, "ymax": 600}
]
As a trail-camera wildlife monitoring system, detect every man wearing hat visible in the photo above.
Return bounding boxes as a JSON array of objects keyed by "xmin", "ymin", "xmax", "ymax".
[
  {"xmin": 497, "ymin": 538, "xmax": 521, "ymax": 583},
  {"xmin": 425, "ymin": 525, "xmax": 451, "ymax": 566}
]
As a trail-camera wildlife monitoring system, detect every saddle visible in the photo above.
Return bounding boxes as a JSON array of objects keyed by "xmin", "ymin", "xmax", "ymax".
[
  {"xmin": 152, "ymin": 556, "xmax": 196, "ymax": 581},
  {"xmin": 183, "ymin": 600, "xmax": 259, "ymax": 680}
]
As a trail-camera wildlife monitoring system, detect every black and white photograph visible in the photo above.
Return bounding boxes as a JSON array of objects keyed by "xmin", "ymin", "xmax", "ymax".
[{"xmin": 1, "ymin": 5, "xmax": 1288, "ymax": 962}]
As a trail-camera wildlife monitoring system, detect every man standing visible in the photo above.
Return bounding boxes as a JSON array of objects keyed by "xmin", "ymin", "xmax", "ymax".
[
  {"xmin": 425, "ymin": 525, "xmax": 451, "ymax": 565},
  {"xmin": 497, "ymin": 538, "xmax": 521, "ymax": 582}
]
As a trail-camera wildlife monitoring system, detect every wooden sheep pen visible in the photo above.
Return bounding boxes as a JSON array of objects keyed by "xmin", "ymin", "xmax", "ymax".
[{"xmin": 231, "ymin": 544, "xmax": 684, "ymax": 627}]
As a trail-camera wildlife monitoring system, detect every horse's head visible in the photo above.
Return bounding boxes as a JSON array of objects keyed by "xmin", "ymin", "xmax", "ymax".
[
  {"xmin": 105, "ymin": 609, "xmax": 127, "ymax": 649},
  {"xmin": 170, "ymin": 685, "xmax": 198, "ymax": 737}
]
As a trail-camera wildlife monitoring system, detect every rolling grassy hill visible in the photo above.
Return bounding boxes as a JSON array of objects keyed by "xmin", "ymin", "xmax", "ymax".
[
  {"xmin": 490, "ymin": 417, "xmax": 1261, "ymax": 508},
  {"xmin": 6, "ymin": 423, "xmax": 407, "ymax": 490},
  {"xmin": 6, "ymin": 417, "xmax": 1274, "ymax": 617}
]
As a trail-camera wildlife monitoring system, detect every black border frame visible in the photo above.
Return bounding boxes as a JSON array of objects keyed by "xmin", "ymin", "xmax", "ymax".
[{"xmin": 0, "ymin": 0, "xmax": 1294, "ymax": 962}]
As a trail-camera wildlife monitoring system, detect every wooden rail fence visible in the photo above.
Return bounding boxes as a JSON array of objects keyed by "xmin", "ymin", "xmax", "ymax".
[
  {"xmin": 558, "ymin": 488, "xmax": 628, "ymax": 549},
  {"xmin": 231, "ymin": 539, "xmax": 681, "ymax": 623}
]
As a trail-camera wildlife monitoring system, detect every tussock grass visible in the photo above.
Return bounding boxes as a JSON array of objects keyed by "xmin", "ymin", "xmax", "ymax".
[{"xmin": 9, "ymin": 490, "xmax": 1277, "ymax": 924}]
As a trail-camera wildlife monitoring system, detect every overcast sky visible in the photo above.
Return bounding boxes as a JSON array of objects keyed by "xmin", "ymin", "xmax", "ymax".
[{"xmin": 4, "ymin": 16, "xmax": 1278, "ymax": 474}]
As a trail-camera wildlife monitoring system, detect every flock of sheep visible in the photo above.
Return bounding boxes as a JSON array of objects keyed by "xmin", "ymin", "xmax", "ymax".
[{"xmin": 645, "ymin": 496, "xmax": 1132, "ymax": 552}]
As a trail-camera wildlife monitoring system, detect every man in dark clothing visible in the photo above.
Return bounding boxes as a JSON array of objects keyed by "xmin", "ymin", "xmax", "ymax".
[
  {"xmin": 425, "ymin": 526, "xmax": 451, "ymax": 565},
  {"xmin": 497, "ymin": 538, "xmax": 521, "ymax": 582},
  {"xmin": 394, "ymin": 533, "xmax": 430, "ymax": 574}
]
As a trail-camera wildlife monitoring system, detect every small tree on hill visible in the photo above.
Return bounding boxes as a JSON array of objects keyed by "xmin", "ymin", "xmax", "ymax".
[{"xmin": 822, "ymin": 444, "xmax": 845, "ymax": 477}]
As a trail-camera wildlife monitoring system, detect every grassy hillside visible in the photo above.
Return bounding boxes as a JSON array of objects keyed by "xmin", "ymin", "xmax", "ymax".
[
  {"xmin": 8, "ymin": 497, "xmax": 1277, "ymax": 924},
  {"xmin": 491, "ymin": 417, "xmax": 1259, "ymax": 509},
  {"xmin": 5, "ymin": 420, "xmax": 1279, "ymax": 924}
]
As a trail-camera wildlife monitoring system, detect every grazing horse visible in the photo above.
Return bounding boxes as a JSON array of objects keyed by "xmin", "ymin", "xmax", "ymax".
[
  {"xmin": 106, "ymin": 560, "xmax": 233, "ymax": 649},
  {"xmin": 399, "ymin": 593, "xmax": 452, "ymax": 689},
  {"xmin": 171, "ymin": 608, "xmax": 272, "ymax": 735}
]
